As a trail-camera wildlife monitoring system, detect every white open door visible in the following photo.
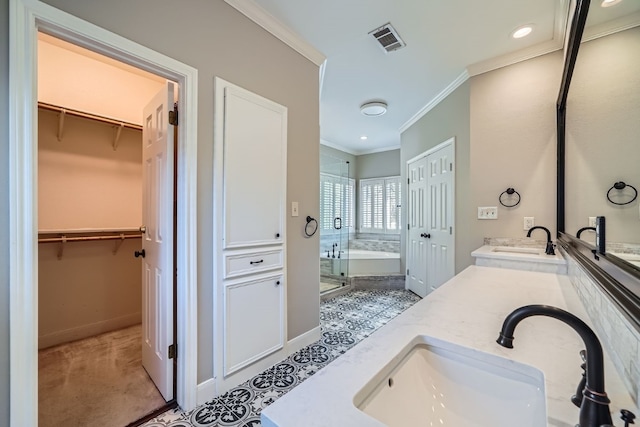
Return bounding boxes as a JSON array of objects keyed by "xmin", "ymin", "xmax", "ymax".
[
  {"xmin": 407, "ymin": 156, "xmax": 429, "ymax": 297},
  {"xmin": 140, "ymin": 82, "xmax": 175, "ymax": 401}
]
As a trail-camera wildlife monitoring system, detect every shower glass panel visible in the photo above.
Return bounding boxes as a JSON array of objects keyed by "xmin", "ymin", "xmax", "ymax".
[{"xmin": 319, "ymin": 155, "xmax": 353, "ymax": 294}]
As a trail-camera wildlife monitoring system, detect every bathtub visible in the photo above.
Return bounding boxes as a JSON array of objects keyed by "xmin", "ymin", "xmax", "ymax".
[{"xmin": 345, "ymin": 249, "xmax": 401, "ymax": 275}]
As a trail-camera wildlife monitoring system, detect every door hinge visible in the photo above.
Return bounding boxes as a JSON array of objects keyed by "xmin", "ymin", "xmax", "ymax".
[
  {"xmin": 168, "ymin": 103, "xmax": 178, "ymax": 126},
  {"xmin": 450, "ymin": 226, "xmax": 453, "ymax": 235},
  {"xmin": 450, "ymin": 163, "xmax": 453, "ymax": 172},
  {"xmin": 406, "ymin": 269, "xmax": 409, "ymax": 275},
  {"xmin": 168, "ymin": 344, "xmax": 177, "ymax": 359},
  {"xmin": 407, "ymin": 178, "xmax": 410, "ymax": 184},
  {"xmin": 407, "ymin": 224, "xmax": 410, "ymax": 230}
]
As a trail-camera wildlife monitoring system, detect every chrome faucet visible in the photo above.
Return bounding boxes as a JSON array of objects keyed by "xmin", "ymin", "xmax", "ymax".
[
  {"xmin": 577, "ymin": 226, "xmax": 596, "ymax": 239},
  {"xmin": 497, "ymin": 305, "xmax": 612, "ymax": 427},
  {"xmin": 526, "ymin": 225, "xmax": 555, "ymax": 255}
]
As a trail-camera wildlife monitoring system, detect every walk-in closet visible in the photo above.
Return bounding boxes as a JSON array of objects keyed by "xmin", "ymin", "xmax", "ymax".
[{"xmin": 37, "ymin": 32, "xmax": 171, "ymax": 426}]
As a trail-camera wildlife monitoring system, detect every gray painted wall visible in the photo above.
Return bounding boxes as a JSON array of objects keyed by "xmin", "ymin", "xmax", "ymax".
[
  {"xmin": 10, "ymin": 0, "xmax": 320, "ymax": 385},
  {"xmin": 320, "ymin": 144, "xmax": 357, "ymax": 178},
  {"xmin": 401, "ymin": 81, "xmax": 471, "ymax": 273},
  {"xmin": 0, "ymin": 0, "xmax": 9, "ymax": 423},
  {"xmin": 357, "ymin": 149, "xmax": 400, "ymax": 180},
  {"xmin": 469, "ymin": 50, "xmax": 561, "ymax": 246}
]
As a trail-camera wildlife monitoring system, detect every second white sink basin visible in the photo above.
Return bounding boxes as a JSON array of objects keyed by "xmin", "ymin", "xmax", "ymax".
[
  {"xmin": 492, "ymin": 246, "xmax": 542, "ymax": 255},
  {"xmin": 354, "ymin": 335, "xmax": 546, "ymax": 427}
]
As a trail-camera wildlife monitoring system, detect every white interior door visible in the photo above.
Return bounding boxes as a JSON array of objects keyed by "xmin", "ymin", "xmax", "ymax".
[
  {"xmin": 141, "ymin": 81, "xmax": 175, "ymax": 401},
  {"xmin": 425, "ymin": 142, "xmax": 455, "ymax": 293},
  {"xmin": 407, "ymin": 157, "xmax": 429, "ymax": 297}
]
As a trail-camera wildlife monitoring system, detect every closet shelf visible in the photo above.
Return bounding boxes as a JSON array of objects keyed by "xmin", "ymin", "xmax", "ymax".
[{"xmin": 38, "ymin": 102, "xmax": 142, "ymax": 150}]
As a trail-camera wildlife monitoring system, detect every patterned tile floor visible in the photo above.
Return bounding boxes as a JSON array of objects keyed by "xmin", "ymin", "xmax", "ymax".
[{"xmin": 143, "ymin": 289, "xmax": 420, "ymax": 427}]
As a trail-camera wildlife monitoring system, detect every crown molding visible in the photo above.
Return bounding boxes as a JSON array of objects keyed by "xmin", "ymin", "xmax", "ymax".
[
  {"xmin": 399, "ymin": 70, "xmax": 469, "ymax": 134},
  {"xmin": 582, "ymin": 11, "xmax": 640, "ymax": 43},
  {"xmin": 355, "ymin": 145, "xmax": 401, "ymax": 156},
  {"xmin": 467, "ymin": 0, "xmax": 570, "ymax": 76},
  {"xmin": 224, "ymin": 0, "xmax": 326, "ymax": 66},
  {"xmin": 320, "ymin": 139, "xmax": 359, "ymax": 156}
]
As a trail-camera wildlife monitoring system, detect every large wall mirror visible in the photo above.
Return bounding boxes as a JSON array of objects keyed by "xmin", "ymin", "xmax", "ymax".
[{"xmin": 558, "ymin": 0, "xmax": 640, "ymax": 328}]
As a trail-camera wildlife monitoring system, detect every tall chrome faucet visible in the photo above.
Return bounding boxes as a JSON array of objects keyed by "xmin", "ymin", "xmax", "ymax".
[
  {"xmin": 526, "ymin": 225, "xmax": 555, "ymax": 255},
  {"xmin": 497, "ymin": 305, "xmax": 612, "ymax": 427}
]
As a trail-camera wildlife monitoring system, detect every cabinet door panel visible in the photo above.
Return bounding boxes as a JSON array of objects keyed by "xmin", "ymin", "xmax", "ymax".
[
  {"xmin": 223, "ymin": 87, "xmax": 287, "ymax": 248},
  {"xmin": 224, "ymin": 274, "xmax": 284, "ymax": 376}
]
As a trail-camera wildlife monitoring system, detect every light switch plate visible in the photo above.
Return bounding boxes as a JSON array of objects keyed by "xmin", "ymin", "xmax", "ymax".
[
  {"xmin": 291, "ymin": 201, "xmax": 299, "ymax": 217},
  {"xmin": 478, "ymin": 207, "xmax": 498, "ymax": 220}
]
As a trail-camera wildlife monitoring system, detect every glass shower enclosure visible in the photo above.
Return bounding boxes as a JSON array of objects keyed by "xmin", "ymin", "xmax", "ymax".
[{"xmin": 319, "ymin": 155, "xmax": 353, "ymax": 294}]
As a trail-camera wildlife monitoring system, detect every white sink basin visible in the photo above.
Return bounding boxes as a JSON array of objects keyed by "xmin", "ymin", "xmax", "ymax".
[
  {"xmin": 492, "ymin": 246, "xmax": 542, "ymax": 255},
  {"xmin": 354, "ymin": 335, "xmax": 546, "ymax": 427}
]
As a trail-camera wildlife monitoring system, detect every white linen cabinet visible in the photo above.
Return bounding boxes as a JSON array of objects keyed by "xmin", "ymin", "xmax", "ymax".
[{"xmin": 214, "ymin": 78, "xmax": 287, "ymax": 386}]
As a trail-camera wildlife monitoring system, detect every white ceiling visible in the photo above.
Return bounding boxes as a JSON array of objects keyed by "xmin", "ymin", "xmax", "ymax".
[{"xmin": 228, "ymin": 0, "xmax": 640, "ymax": 155}]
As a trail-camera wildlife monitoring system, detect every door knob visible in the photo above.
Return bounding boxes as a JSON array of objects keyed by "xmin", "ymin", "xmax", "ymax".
[
  {"xmin": 420, "ymin": 233, "xmax": 431, "ymax": 238},
  {"xmin": 134, "ymin": 249, "xmax": 146, "ymax": 258},
  {"xmin": 139, "ymin": 225, "xmax": 147, "ymax": 234}
]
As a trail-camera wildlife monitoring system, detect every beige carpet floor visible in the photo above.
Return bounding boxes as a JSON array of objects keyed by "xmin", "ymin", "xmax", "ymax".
[{"xmin": 39, "ymin": 324, "xmax": 166, "ymax": 427}]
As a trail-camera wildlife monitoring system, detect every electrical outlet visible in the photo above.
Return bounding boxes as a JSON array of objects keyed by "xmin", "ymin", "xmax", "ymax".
[
  {"xmin": 524, "ymin": 217, "xmax": 535, "ymax": 230},
  {"xmin": 589, "ymin": 216, "xmax": 596, "ymax": 227},
  {"xmin": 477, "ymin": 207, "xmax": 498, "ymax": 220},
  {"xmin": 291, "ymin": 202, "xmax": 299, "ymax": 217}
]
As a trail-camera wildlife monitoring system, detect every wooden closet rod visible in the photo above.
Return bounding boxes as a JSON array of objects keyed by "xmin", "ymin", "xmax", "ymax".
[
  {"xmin": 38, "ymin": 233, "xmax": 142, "ymax": 243},
  {"xmin": 38, "ymin": 102, "xmax": 143, "ymax": 131}
]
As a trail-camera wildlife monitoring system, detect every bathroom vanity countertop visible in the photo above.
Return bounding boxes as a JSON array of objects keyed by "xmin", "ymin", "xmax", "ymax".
[{"xmin": 261, "ymin": 266, "xmax": 638, "ymax": 427}]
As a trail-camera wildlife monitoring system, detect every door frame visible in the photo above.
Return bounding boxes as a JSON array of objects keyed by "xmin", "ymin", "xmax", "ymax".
[
  {"xmin": 9, "ymin": 1, "xmax": 199, "ymax": 425},
  {"xmin": 405, "ymin": 137, "xmax": 456, "ymax": 295}
]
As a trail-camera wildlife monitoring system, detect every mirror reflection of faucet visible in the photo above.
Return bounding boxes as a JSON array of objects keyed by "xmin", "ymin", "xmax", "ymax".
[{"xmin": 577, "ymin": 226, "xmax": 596, "ymax": 239}]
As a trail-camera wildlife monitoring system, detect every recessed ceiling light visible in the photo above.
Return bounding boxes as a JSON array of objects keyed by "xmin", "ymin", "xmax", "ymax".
[
  {"xmin": 601, "ymin": 0, "xmax": 622, "ymax": 7},
  {"xmin": 360, "ymin": 136, "xmax": 368, "ymax": 140},
  {"xmin": 360, "ymin": 101, "xmax": 387, "ymax": 116},
  {"xmin": 511, "ymin": 25, "xmax": 533, "ymax": 39}
]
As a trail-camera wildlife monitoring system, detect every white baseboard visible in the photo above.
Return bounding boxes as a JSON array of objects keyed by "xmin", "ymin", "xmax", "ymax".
[
  {"xmin": 212, "ymin": 325, "xmax": 322, "ymax": 398},
  {"xmin": 38, "ymin": 312, "xmax": 141, "ymax": 349},
  {"xmin": 287, "ymin": 326, "xmax": 321, "ymax": 352},
  {"xmin": 196, "ymin": 378, "xmax": 217, "ymax": 406}
]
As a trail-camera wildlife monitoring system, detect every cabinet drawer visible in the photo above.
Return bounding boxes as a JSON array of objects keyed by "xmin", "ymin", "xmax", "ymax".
[{"xmin": 224, "ymin": 248, "xmax": 283, "ymax": 279}]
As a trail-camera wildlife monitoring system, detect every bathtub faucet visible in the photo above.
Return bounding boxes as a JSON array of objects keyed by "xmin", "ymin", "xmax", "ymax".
[
  {"xmin": 526, "ymin": 225, "xmax": 555, "ymax": 255},
  {"xmin": 497, "ymin": 305, "xmax": 612, "ymax": 427}
]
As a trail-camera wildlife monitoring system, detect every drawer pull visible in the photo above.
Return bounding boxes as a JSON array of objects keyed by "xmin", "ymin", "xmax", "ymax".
[{"xmin": 250, "ymin": 259, "xmax": 264, "ymax": 265}]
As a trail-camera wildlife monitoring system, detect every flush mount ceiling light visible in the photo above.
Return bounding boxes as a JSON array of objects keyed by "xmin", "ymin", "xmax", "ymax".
[
  {"xmin": 360, "ymin": 101, "xmax": 387, "ymax": 116},
  {"xmin": 601, "ymin": 0, "xmax": 622, "ymax": 7},
  {"xmin": 511, "ymin": 25, "xmax": 534, "ymax": 39},
  {"xmin": 360, "ymin": 136, "xmax": 368, "ymax": 140}
]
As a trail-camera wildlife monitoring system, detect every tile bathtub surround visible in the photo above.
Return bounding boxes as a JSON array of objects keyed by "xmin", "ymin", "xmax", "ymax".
[
  {"xmin": 142, "ymin": 289, "xmax": 421, "ymax": 427},
  {"xmin": 565, "ymin": 251, "xmax": 640, "ymax": 408},
  {"xmin": 261, "ymin": 266, "xmax": 638, "ymax": 427},
  {"xmin": 349, "ymin": 239, "xmax": 400, "ymax": 253}
]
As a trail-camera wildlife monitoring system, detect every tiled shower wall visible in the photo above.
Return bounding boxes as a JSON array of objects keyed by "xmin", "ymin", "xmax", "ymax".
[{"xmin": 565, "ymin": 252, "xmax": 640, "ymax": 408}]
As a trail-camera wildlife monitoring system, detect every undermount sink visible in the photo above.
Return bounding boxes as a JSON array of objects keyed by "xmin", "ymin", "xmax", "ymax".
[
  {"xmin": 354, "ymin": 335, "xmax": 546, "ymax": 427},
  {"xmin": 491, "ymin": 246, "xmax": 542, "ymax": 255}
]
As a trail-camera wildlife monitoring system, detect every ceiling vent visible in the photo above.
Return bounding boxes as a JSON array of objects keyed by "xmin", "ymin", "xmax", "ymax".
[{"xmin": 369, "ymin": 22, "xmax": 406, "ymax": 53}]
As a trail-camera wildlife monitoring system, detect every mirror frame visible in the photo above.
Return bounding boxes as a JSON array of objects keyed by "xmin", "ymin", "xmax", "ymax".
[{"xmin": 557, "ymin": 0, "xmax": 640, "ymax": 330}]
